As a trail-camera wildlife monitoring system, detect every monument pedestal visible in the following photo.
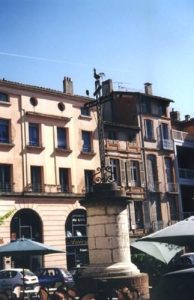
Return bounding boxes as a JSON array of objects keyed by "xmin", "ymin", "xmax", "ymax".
[{"xmin": 79, "ymin": 182, "xmax": 149, "ymax": 299}]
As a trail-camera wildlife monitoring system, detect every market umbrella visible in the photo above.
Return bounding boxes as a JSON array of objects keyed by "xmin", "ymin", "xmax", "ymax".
[
  {"xmin": 140, "ymin": 216, "xmax": 194, "ymax": 247},
  {"xmin": 0, "ymin": 238, "xmax": 65, "ymax": 256},
  {"xmin": 0, "ymin": 238, "xmax": 65, "ymax": 299},
  {"xmin": 131, "ymin": 241, "xmax": 183, "ymax": 264}
]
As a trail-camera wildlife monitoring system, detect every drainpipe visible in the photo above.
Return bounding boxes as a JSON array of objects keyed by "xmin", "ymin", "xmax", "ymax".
[
  {"xmin": 19, "ymin": 96, "xmax": 25, "ymax": 192},
  {"xmin": 53, "ymin": 125, "xmax": 57, "ymax": 186}
]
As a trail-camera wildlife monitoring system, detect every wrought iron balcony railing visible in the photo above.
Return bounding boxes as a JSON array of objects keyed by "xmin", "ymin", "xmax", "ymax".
[
  {"xmin": 0, "ymin": 183, "xmax": 14, "ymax": 192},
  {"xmin": 179, "ymin": 168, "xmax": 194, "ymax": 180},
  {"xmin": 166, "ymin": 182, "xmax": 179, "ymax": 193}
]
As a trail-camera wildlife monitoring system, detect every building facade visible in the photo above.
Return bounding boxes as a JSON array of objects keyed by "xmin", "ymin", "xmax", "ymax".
[
  {"xmin": 0, "ymin": 78, "xmax": 100, "ymax": 270},
  {"xmin": 171, "ymin": 111, "xmax": 194, "ymax": 219},
  {"xmin": 102, "ymin": 81, "xmax": 179, "ymax": 238}
]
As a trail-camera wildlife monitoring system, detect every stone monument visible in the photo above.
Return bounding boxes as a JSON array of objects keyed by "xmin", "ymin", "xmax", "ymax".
[{"xmin": 79, "ymin": 181, "xmax": 149, "ymax": 299}]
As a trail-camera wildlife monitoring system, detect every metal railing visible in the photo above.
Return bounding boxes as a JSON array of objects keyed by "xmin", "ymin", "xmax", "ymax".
[
  {"xmin": 172, "ymin": 129, "xmax": 194, "ymax": 142},
  {"xmin": 179, "ymin": 168, "xmax": 194, "ymax": 180},
  {"xmin": 161, "ymin": 138, "xmax": 174, "ymax": 150},
  {"xmin": 166, "ymin": 182, "xmax": 178, "ymax": 193},
  {"xmin": 25, "ymin": 184, "xmax": 74, "ymax": 193},
  {"xmin": 0, "ymin": 183, "xmax": 14, "ymax": 192}
]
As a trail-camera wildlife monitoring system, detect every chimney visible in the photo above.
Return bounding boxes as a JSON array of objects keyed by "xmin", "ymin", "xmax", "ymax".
[
  {"xmin": 144, "ymin": 82, "xmax": 152, "ymax": 95},
  {"xmin": 102, "ymin": 79, "xmax": 113, "ymax": 97},
  {"xmin": 170, "ymin": 109, "xmax": 180, "ymax": 121},
  {"xmin": 185, "ymin": 114, "xmax": 190, "ymax": 121},
  {"xmin": 63, "ymin": 77, "xmax": 74, "ymax": 95}
]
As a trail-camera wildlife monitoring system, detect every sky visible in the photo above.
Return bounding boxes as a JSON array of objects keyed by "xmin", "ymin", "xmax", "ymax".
[{"xmin": 0, "ymin": 0, "xmax": 194, "ymax": 119}]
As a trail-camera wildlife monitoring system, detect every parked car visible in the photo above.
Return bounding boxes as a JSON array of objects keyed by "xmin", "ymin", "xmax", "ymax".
[
  {"xmin": 168, "ymin": 252, "xmax": 194, "ymax": 271},
  {"xmin": 0, "ymin": 268, "xmax": 39, "ymax": 298},
  {"xmin": 36, "ymin": 267, "xmax": 74, "ymax": 288},
  {"xmin": 151, "ymin": 268, "xmax": 194, "ymax": 300}
]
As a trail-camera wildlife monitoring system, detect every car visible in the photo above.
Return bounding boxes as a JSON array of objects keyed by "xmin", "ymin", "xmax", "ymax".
[
  {"xmin": 151, "ymin": 268, "xmax": 194, "ymax": 300},
  {"xmin": 168, "ymin": 252, "xmax": 194, "ymax": 271},
  {"xmin": 0, "ymin": 268, "xmax": 40, "ymax": 298},
  {"xmin": 36, "ymin": 267, "xmax": 75, "ymax": 288}
]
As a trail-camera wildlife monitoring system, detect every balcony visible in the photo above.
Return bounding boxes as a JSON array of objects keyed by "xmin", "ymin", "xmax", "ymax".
[
  {"xmin": 24, "ymin": 184, "xmax": 74, "ymax": 194},
  {"xmin": 105, "ymin": 139, "xmax": 140, "ymax": 153},
  {"xmin": 172, "ymin": 129, "xmax": 194, "ymax": 142},
  {"xmin": 179, "ymin": 168, "xmax": 194, "ymax": 180},
  {"xmin": 160, "ymin": 139, "xmax": 174, "ymax": 151},
  {"xmin": 166, "ymin": 182, "xmax": 179, "ymax": 193},
  {"xmin": 0, "ymin": 183, "xmax": 14, "ymax": 193}
]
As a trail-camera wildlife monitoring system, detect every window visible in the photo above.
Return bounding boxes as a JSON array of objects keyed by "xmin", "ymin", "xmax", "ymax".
[
  {"xmin": 134, "ymin": 201, "xmax": 144, "ymax": 229},
  {"xmin": 144, "ymin": 119, "xmax": 154, "ymax": 141},
  {"xmin": 57, "ymin": 127, "xmax": 67, "ymax": 149},
  {"xmin": 158, "ymin": 102, "xmax": 167, "ymax": 116},
  {"xmin": 84, "ymin": 170, "xmax": 94, "ymax": 192},
  {"xmin": 59, "ymin": 168, "xmax": 71, "ymax": 192},
  {"xmin": 147, "ymin": 155, "xmax": 158, "ymax": 192},
  {"xmin": 0, "ymin": 92, "xmax": 8, "ymax": 102},
  {"xmin": 161, "ymin": 123, "xmax": 170, "ymax": 140},
  {"xmin": 0, "ymin": 119, "xmax": 9, "ymax": 143},
  {"xmin": 165, "ymin": 157, "xmax": 174, "ymax": 192},
  {"xmin": 29, "ymin": 123, "xmax": 40, "ymax": 146},
  {"xmin": 0, "ymin": 164, "xmax": 12, "ymax": 192},
  {"xmin": 141, "ymin": 98, "xmax": 151, "ymax": 114},
  {"xmin": 130, "ymin": 161, "xmax": 140, "ymax": 187},
  {"xmin": 31, "ymin": 166, "xmax": 43, "ymax": 192},
  {"xmin": 110, "ymin": 158, "xmax": 120, "ymax": 184},
  {"xmin": 82, "ymin": 131, "xmax": 92, "ymax": 152},
  {"xmin": 81, "ymin": 107, "xmax": 90, "ymax": 116}
]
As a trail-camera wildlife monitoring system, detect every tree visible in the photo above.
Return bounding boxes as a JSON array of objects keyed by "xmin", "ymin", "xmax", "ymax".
[{"xmin": 0, "ymin": 209, "xmax": 15, "ymax": 226}]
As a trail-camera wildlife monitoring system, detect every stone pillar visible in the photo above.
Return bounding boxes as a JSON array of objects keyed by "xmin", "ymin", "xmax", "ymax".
[{"xmin": 79, "ymin": 182, "xmax": 149, "ymax": 299}]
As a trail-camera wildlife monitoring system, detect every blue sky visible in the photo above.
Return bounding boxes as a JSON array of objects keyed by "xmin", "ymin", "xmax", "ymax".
[{"xmin": 0, "ymin": 0, "xmax": 194, "ymax": 119}]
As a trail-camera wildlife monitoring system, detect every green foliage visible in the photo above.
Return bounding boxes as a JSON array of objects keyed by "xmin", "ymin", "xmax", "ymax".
[
  {"xmin": 0, "ymin": 209, "xmax": 16, "ymax": 226},
  {"xmin": 131, "ymin": 250, "xmax": 168, "ymax": 287}
]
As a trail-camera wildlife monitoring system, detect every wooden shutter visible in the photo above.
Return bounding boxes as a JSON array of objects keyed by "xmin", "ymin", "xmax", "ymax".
[
  {"xmin": 143, "ymin": 200, "xmax": 151, "ymax": 230},
  {"xmin": 129, "ymin": 201, "xmax": 136, "ymax": 229},
  {"xmin": 126, "ymin": 160, "xmax": 132, "ymax": 187},
  {"xmin": 139, "ymin": 161, "xmax": 145, "ymax": 187},
  {"xmin": 119, "ymin": 159, "xmax": 126, "ymax": 187}
]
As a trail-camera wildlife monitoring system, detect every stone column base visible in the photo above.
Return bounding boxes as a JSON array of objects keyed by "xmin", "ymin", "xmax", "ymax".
[{"xmin": 77, "ymin": 268, "xmax": 149, "ymax": 299}]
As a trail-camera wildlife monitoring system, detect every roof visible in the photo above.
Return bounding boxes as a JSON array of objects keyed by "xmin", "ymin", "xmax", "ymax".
[
  {"xmin": 0, "ymin": 78, "xmax": 92, "ymax": 102},
  {"xmin": 113, "ymin": 90, "xmax": 174, "ymax": 103}
]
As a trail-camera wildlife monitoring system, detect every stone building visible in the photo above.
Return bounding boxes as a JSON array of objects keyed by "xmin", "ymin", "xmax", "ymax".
[
  {"xmin": 102, "ymin": 80, "xmax": 179, "ymax": 238},
  {"xmin": 171, "ymin": 111, "xmax": 194, "ymax": 219},
  {"xmin": 0, "ymin": 77, "xmax": 100, "ymax": 270}
]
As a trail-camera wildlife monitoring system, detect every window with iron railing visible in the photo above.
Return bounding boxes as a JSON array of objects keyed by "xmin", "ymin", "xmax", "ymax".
[
  {"xmin": 30, "ymin": 166, "xmax": 43, "ymax": 192},
  {"xmin": 59, "ymin": 168, "xmax": 71, "ymax": 192},
  {"xmin": 0, "ymin": 164, "xmax": 12, "ymax": 192}
]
